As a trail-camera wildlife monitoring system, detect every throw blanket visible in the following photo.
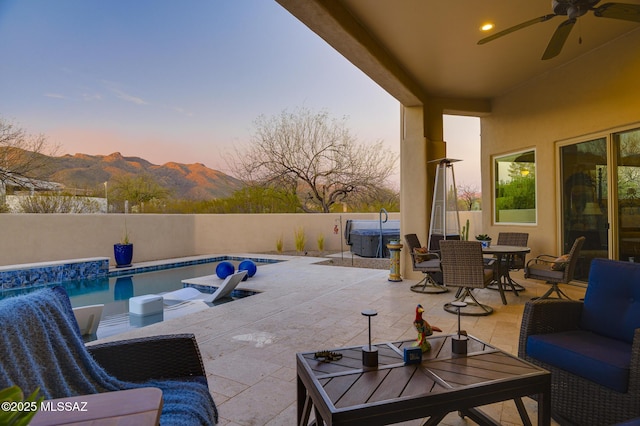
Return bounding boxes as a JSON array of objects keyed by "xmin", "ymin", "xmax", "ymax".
[{"xmin": 0, "ymin": 287, "xmax": 217, "ymax": 425}]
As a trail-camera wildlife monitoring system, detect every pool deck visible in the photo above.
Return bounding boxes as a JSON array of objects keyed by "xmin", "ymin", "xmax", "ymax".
[{"xmin": 91, "ymin": 253, "xmax": 587, "ymax": 425}]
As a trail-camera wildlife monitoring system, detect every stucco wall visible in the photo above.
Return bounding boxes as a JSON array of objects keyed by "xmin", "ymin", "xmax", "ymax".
[
  {"xmin": 481, "ymin": 28, "xmax": 640, "ymax": 258},
  {"xmin": 0, "ymin": 212, "xmax": 399, "ymax": 267}
]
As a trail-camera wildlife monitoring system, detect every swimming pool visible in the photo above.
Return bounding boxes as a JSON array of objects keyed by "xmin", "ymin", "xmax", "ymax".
[
  {"xmin": 70, "ymin": 261, "xmax": 253, "ymax": 308},
  {"xmin": 91, "ymin": 260, "xmax": 265, "ymax": 340},
  {"xmin": 1, "ymin": 257, "xmax": 275, "ymax": 340}
]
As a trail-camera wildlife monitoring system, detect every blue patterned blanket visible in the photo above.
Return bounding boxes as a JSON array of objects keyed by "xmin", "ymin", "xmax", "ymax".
[{"xmin": 0, "ymin": 286, "xmax": 217, "ymax": 425}]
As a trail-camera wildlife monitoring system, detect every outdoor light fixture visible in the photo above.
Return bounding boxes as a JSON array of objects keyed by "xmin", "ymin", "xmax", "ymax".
[
  {"xmin": 362, "ymin": 309, "xmax": 378, "ymax": 368},
  {"xmin": 481, "ymin": 23, "xmax": 494, "ymax": 31},
  {"xmin": 451, "ymin": 301, "xmax": 468, "ymax": 355}
]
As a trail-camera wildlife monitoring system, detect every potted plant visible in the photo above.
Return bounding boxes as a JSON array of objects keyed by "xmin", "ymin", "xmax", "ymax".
[
  {"xmin": 114, "ymin": 222, "xmax": 133, "ymax": 268},
  {"xmin": 475, "ymin": 234, "xmax": 492, "ymax": 248},
  {"xmin": 0, "ymin": 385, "xmax": 43, "ymax": 426}
]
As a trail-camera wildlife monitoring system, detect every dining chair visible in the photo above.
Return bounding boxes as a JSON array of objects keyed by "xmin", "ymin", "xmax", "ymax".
[
  {"xmin": 403, "ymin": 234, "xmax": 447, "ymax": 293},
  {"xmin": 487, "ymin": 232, "xmax": 530, "ymax": 294},
  {"xmin": 524, "ymin": 236, "xmax": 586, "ymax": 299},
  {"xmin": 440, "ymin": 240, "xmax": 495, "ymax": 316},
  {"xmin": 497, "ymin": 232, "xmax": 529, "ymax": 270}
]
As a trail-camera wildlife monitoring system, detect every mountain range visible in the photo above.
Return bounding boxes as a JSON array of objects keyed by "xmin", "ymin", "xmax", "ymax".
[{"xmin": 43, "ymin": 152, "xmax": 244, "ymax": 200}]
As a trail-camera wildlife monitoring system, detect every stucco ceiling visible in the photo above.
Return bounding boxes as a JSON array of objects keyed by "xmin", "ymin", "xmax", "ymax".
[{"xmin": 277, "ymin": 0, "xmax": 640, "ymax": 108}]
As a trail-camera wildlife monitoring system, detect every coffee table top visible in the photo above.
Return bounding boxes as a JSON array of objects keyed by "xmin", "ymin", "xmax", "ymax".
[{"xmin": 297, "ymin": 334, "xmax": 550, "ymax": 425}]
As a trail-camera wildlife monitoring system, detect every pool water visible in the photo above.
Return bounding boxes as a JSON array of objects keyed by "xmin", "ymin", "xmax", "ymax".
[
  {"xmin": 70, "ymin": 262, "xmax": 234, "ymax": 308},
  {"xmin": 2, "ymin": 259, "xmax": 267, "ymax": 340},
  {"xmin": 88, "ymin": 260, "xmax": 263, "ymax": 340}
]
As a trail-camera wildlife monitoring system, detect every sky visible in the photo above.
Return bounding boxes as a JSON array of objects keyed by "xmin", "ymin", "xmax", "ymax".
[{"xmin": 0, "ymin": 0, "xmax": 480, "ymax": 188}]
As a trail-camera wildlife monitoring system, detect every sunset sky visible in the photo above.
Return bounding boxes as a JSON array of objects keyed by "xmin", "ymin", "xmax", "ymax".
[{"xmin": 0, "ymin": 0, "xmax": 480, "ymax": 187}]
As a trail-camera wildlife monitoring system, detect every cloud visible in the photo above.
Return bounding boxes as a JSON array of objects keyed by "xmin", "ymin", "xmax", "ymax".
[
  {"xmin": 99, "ymin": 79, "xmax": 192, "ymax": 116},
  {"xmin": 82, "ymin": 92, "xmax": 103, "ymax": 101},
  {"xmin": 110, "ymin": 87, "xmax": 148, "ymax": 105},
  {"xmin": 170, "ymin": 106, "xmax": 193, "ymax": 117},
  {"xmin": 99, "ymin": 80, "xmax": 148, "ymax": 106},
  {"xmin": 44, "ymin": 93, "xmax": 66, "ymax": 99}
]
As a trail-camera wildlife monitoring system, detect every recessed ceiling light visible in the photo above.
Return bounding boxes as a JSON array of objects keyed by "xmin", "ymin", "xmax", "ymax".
[{"xmin": 481, "ymin": 23, "xmax": 494, "ymax": 32}]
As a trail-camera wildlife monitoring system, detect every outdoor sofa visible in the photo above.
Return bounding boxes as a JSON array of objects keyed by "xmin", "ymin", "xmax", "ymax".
[{"xmin": 519, "ymin": 258, "xmax": 640, "ymax": 425}]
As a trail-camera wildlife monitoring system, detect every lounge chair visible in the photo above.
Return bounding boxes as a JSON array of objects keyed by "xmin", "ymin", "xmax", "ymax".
[
  {"xmin": 163, "ymin": 270, "xmax": 247, "ymax": 303},
  {"xmin": 72, "ymin": 303, "xmax": 104, "ymax": 336}
]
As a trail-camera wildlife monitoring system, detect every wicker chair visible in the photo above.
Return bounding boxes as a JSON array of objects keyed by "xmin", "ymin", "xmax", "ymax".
[
  {"xmin": 519, "ymin": 259, "xmax": 640, "ymax": 425},
  {"xmin": 88, "ymin": 334, "xmax": 209, "ymax": 383},
  {"xmin": 440, "ymin": 240, "xmax": 495, "ymax": 316},
  {"xmin": 0, "ymin": 286, "xmax": 217, "ymax": 425},
  {"xmin": 497, "ymin": 232, "xmax": 529, "ymax": 270},
  {"xmin": 524, "ymin": 236, "xmax": 585, "ymax": 299},
  {"xmin": 486, "ymin": 232, "xmax": 530, "ymax": 294},
  {"xmin": 404, "ymin": 233, "xmax": 447, "ymax": 294}
]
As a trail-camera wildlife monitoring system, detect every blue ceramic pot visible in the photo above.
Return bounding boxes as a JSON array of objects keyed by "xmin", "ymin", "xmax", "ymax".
[{"xmin": 114, "ymin": 243, "xmax": 133, "ymax": 268}]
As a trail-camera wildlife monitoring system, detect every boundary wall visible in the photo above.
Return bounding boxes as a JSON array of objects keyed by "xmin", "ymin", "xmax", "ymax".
[
  {"xmin": 0, "ymin": 211, "xmax": 480, "ymax": 279},
  {"xmin": 0, "ymin": 213, "xmax": 398, "ymax": 266}
]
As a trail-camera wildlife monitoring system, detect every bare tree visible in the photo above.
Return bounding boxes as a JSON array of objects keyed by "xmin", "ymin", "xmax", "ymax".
[
  {"xmin": 0, "ymin": 117, "xmax": 58, "ymax": 189},
  {"xmin": 230, "ymin": 107, "xmax": 398, "ymax": 213},
  {"xmin": 457, "ymin": 183, "xmax": 480, "ymax": 211}
]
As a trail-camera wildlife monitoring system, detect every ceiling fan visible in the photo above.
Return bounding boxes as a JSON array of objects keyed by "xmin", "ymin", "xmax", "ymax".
[{"xmin": 478, "ymin": 0, "xmax": 640, "ymax": 60}]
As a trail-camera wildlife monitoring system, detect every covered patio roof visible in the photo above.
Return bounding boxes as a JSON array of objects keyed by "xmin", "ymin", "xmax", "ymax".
[{"xmin": 276, "ymin": 0, "xmax": 640, "ymax": 111}]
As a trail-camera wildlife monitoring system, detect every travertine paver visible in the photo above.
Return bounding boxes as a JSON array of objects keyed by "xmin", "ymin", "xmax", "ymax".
[{"xmin": 92, "ymin": 254, "xmax": 587, "ymax": 425}]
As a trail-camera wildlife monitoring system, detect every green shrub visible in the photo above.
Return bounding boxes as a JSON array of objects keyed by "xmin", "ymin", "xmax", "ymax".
[
  {"xmin": 317, "ymin": 234, "xmax": 325, "ymax": 252},
  {"xmin": 0, "ymin": 385, "xmax": 43, "ymax": 426},
  {"xmin": 294, "ymin": 227, "xmax": 306, "ymax": 253}
]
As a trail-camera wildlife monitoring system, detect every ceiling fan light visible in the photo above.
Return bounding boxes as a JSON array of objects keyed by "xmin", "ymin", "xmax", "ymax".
[{"xmin": 481, "ymin": 23, "xmax": 494, "ymax": 31}]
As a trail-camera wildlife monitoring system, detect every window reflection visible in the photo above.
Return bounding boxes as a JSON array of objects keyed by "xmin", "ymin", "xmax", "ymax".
[
  {"xmin": 494, "ymin": 150, "xmax": 536, "ymax": 224},
  {"xmin": 560, "ymin": 139, "xmax": 607, "ymax": 280},
  {"xmin": 616, "ymin": 128, "xmax": 640, "ymax": 262}
]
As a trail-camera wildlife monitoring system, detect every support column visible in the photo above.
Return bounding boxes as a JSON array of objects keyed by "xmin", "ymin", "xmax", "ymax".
[{"xmin": 400, "ymin": 104, "xmax": 446, "ymax": 279}]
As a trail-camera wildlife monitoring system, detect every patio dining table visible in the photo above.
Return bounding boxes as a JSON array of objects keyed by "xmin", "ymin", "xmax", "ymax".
[{"xmin": 482, "ymin": 245, "xmax": 530, "ymax": 305}]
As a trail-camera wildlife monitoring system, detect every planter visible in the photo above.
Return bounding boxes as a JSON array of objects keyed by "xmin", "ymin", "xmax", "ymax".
[
  {"xmin": 477, "ymin": 239, "xmax": 491, "ymax": 248},
  {"xmin": 113, "ymin": 243, "xmax": 133, "ymax": 268}
]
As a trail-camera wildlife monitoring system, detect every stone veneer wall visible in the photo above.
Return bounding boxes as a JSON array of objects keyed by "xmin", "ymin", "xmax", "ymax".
[{"xmin": 0, "ymin": 257, "xmax": 109, "ymax": 292}]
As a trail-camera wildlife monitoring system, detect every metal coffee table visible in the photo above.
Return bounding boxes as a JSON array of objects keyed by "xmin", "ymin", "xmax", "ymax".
[{"xmin": 297, "ymin": 334, "xmax": 550, "ymax": 425}]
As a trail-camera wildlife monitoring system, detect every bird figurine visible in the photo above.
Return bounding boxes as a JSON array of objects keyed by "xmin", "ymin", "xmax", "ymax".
[{"xmin": 413, "ymin": 304, "xmax": 442, "ymax": 352}]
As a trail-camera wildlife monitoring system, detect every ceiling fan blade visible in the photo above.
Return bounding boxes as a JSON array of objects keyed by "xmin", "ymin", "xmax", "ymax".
[
  {"xmin": 542, "ymin": 19, "xmax": 576, "ymax": 60},
  {"xmin": 593, "ymin": 3, "xmax": 640, "ymax": 22},
  {"xmin": 478, "ymin": 14, "xmax": 557, "ymax": 45}
]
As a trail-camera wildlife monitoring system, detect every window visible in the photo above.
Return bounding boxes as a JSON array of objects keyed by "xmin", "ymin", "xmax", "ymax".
[
  {"xmin": 616, "ymin": 128, "xmax": 640, "ymax": 262},
  {"xmin": 494, "ymin": 150, "xmax": 536, "ymax": 224}
]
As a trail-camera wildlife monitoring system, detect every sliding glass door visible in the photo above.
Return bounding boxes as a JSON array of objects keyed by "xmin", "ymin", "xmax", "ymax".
[
  {"xmin": 616, "ymin": 128, "xmax": 640, "ymax": 262},
  {"xmin": 560, "ymin": 126, "xmax": 640, "ymax": 280},
  {"xmin": 560, "ymin": 138, "xmax": 608, "ymax": 281}
]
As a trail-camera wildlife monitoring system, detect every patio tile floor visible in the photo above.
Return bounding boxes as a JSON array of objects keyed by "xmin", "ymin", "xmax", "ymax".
[{"xmin": 91, "ymin": 254, "xmax": 587, "ymax": 425}]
